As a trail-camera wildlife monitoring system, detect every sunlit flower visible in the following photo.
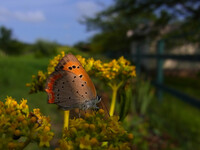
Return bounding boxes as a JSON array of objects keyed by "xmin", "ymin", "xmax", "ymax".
[
  {"xmin": 39, "ymin": 134, "xmax": 53, "ymax": 147},
  {"xmin": 0, "ymin": 96, "xmax": 54, "ymax": 149},
  {"xmin": 76, "ymin": 55, "xmax": 86, "ymax": 67},
  {"xmin": 56, "ymin": 109, "xmax": 133, "ymax": 149}
]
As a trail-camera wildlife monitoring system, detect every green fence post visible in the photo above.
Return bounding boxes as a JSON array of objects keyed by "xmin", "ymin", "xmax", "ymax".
[
  {"xmin": 156, "ymin": 40, "xmax": 164, "ymax": 101},
  {"xmin": 136, "ymin": 43, "xmax": 141, "ymax": 76}
]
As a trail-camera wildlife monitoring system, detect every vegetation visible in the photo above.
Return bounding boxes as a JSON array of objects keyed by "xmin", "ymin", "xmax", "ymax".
[
  {"xmin": 1, "ymin": 52, "xmax": 200, "ymax": 149},
  {"xmin": 78, "ymin": 0, "xmax": 200, "ymax": 54},
  {"xmin": 0, "ymin": 26, "xmax": 28, "ymax": 55},
  {"xmin": 32, "ymin": 40, "xmax": 58, "ymax": 58}
]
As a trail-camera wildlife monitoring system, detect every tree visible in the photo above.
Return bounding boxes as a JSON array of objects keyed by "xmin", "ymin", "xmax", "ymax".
[
  {"xmin": 0, "ymin": 26, "xmax": 12, "ymax": 51},
  {"xmin": 0, "ymin": 26, "xmax": 25, "ymax": 55},
  {"xmin": 82, "ymin": 0, "xmax": 200, "ymax": 54},
  {"xmin": 32, "ymin": 39, "xmax": 58, "ymax": 58}
]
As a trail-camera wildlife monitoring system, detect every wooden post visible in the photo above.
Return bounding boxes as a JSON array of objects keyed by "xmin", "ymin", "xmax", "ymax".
[
  {"xmin": 156, "ymin": 40, "xmax": 164, "ymax": 101},
  {"xmin": 136, "ymin": 43, "xmax": 141, "ymax": 76}
]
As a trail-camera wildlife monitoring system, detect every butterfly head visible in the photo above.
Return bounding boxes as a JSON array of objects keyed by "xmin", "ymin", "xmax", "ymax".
[{"xmin": 80, "ymin": 96, "xmax": 101, "ymax": 110}]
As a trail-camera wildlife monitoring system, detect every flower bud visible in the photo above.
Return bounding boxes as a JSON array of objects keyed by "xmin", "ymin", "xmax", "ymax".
[
  {"xmin": 98, "ymin": 109, "xmax": 104, "ymax": 115},
  {"xmin": 89, "ymin": 124, "xmax": 95, "ymax": 130},
  {"xmin": 44, "ymin": 126, "xmax": 50, "ymax": 132},
  {"xmin": 17, "ymin": 115, "xmax": 24, "ymax": 121},
  {"xmin": 30, "ymin": 116, "xmax": 37, "ymax": 123},
  {"xmin": 90, "ymin": 137, "xmax": 98, "ymax": 145},
  {"xmin": 14, "ymin": 129, "xmax": 21, "ymax": 136},
  {"xmin": 127, "ymin": 133, "xmax": 134, "ymax": 140}
]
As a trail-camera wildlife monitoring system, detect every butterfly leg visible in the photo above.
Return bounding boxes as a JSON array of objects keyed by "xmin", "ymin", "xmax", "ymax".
[
  {"xmin": 94, "ymin": 106, "xmax": 99, "ymax": 112},
  {"xmin": 78, "ymin": 109, "xmax": 81, "ymax": 118}
]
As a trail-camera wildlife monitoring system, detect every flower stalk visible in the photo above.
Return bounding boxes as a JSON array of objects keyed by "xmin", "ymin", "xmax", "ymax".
[
  {"xmin": 64, "ymin": 110, "xmax": 70, "ymax": 129},
  {"xmin": 109, "ymin": 81, "xmax": 123, "ymax": 116}
]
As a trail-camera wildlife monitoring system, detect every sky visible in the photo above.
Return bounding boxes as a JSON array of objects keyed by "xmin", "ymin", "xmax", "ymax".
[{"xmin": 0, "ymin": 0, "xmax": 113, "ymax": 45}]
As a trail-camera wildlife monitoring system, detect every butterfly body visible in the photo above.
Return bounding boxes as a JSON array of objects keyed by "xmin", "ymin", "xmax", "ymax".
[{"xmin": 45, "ymin": 54, "xmax": 101, "ymax": 110}]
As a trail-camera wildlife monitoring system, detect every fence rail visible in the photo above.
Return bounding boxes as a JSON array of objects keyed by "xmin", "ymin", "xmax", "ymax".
[
  {"xmin": 134, "ymin": 39, "xmax": 200, "ymax": 108},
  {"xmin": 132, "ymin": 54, "xmax": 200, "ymax": 62}
]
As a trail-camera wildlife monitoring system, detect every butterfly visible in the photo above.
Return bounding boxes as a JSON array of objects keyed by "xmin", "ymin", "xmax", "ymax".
[{"xmin": 45, "ymin": 54, "xmax": 101, "ymax": 110}]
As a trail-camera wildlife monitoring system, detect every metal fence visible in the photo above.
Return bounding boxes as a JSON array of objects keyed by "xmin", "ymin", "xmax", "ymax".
[{"xmin": 133, "ymin": 39, "xmax": 200, "ymax": 108}]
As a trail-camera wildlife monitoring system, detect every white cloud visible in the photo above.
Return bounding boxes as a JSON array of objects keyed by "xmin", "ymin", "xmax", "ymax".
[
  {"xmin": 0, "ymin": 7, "xmax": 12, "ymax": 21},
  {"xmin": 14, "ymin": 11, "xmax": 45, "ymax": 22},
  {"xmin": 0, "ymin": 7, "xmax": 45, "ymax": 22},
  {"xmin": 76, "ymin": 1, "xmax": 101, "ymax": 17}
]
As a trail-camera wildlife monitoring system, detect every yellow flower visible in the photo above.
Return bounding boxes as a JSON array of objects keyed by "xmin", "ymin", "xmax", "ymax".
[
  {"xmin": 57, "ymin": 110, "xmax": 133, "ymax": 149},
  {"xmin": 0, "ymin": 114, "xmax": 10, "ymax": 126},
  {"xmin": 39, "ymin": 134, "xmax": 52, "ymax": 147},
  {"xmin": 76, "ymin": 55, "xmax": 86, "ymax": 67},
  {"xmin": 0, "ymin": 96, "xmax": 54, "ymax": 149},
  {"xmin": 18, "ymin": 99, "xmax": 29, "ymax": 114},
  {"xmin": 79, "ymin": 135, "xmax": 91, "ymax": 150},
  {"xmin": 93, "ymin": 60, "xmax": 103, "ymax": 69},
  {"xmin": 5, "ymin": 96, "xmax": 15, "ymax": 107},
  {"xmin": 85, "ymin": 58, "xmax": 94, "ymax": 72},
  {"xmin": 47, "ymin": 51, "xmax": 65, "ymax": 75},
  {"xmin": 59, "ymin": 140, "xmax": 73, "ymax": 150}
]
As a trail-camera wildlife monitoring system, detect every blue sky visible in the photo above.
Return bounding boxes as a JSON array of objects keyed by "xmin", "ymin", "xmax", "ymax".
[{"xmin": 0, "ymin": 0, "xmax": 113, "ymax": 45}]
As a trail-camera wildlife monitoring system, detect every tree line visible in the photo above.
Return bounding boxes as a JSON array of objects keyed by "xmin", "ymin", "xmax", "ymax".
[
  {"xmin": 76, "ymin": 0, "xmax": 200, "ymax": 55},
  {"xmin": 0, "ymin": 26, "xmax": 58, "ymax": 57}
]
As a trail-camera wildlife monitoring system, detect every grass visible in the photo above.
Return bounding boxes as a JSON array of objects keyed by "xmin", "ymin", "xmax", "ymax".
[{"xmin": 149, "ymin": 93, "xmax": 200, "ymax": 150}]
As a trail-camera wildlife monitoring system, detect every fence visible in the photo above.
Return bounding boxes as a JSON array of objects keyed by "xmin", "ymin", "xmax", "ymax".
[{"xmin": 133, "ymin": 39, "xmax": 200, "ymax": 108}]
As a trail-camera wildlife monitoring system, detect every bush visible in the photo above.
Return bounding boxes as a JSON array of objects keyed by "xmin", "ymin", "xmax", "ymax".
[{"xmin": 32, "ymin": 39, "xmax": 58, "ymax": 58}]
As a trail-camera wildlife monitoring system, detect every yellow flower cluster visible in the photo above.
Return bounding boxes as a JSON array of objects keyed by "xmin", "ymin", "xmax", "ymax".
[
  {"xmin": 26, "ymin": 71, "xmax": 47, "ymax": 93},
  {"xmin": 47, "ymin": 51, "xmax": 65, "ymax": 75},
  {"xmin": 27, "ymin": 51, "xmax": 136, "ymax": 93},
  {"xmin": 0, "ymin": 97, "xmax": 54, "ymax": 149},
  {"xmin": 76, "ymin": 55, "xmax": 136, "ymax": 81},
  {"xmin": 56, "ymin": 109, "xmax": 133, "ymax": 150}
]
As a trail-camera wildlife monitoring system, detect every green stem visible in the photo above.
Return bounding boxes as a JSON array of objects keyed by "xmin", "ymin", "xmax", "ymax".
[
  {"xmin": 109, "ymin": 81, "xmax": 123, "ymax": 116},
  {"xmin": 64, "ymin": 110, "xmax": 70, "ymax": 130}
]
